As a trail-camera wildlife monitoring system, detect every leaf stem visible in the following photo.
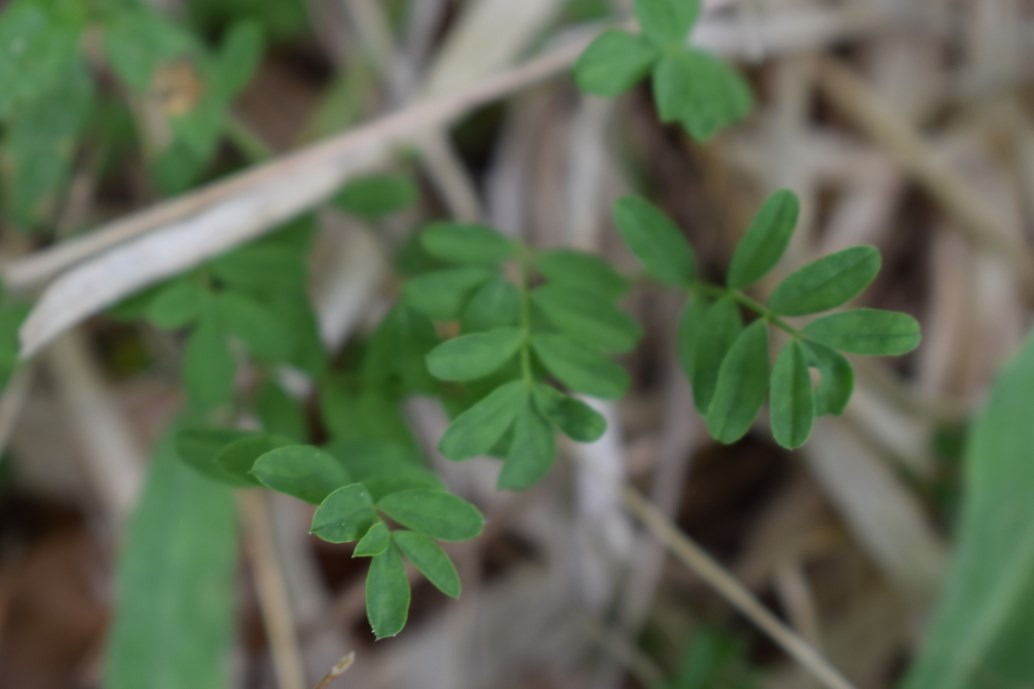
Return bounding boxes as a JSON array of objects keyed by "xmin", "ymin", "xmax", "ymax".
[{"xmin": 692, "ymin": 281, "xmax": 804, "ymax": 339}]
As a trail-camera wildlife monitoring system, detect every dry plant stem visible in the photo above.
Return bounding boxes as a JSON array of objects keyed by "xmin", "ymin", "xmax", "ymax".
[
  {"xmin": 615, "ymin": 480, "xmax": 859, "ymax": 689},
  {"xmin": 239, "ymin": 492, "xmax": 308, "ymax": 689},
  {"xmin": 815, "ymin": 57, "xmax": 1034, "ymax": 302},
  {"xmin": 313, "ymin": 652, "xmax": 356, "ymax": 689}
]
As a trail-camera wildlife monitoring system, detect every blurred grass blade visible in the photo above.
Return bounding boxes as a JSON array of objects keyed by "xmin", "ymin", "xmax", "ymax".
[
  {"xmin": 902, "ymin": 330, "xmax": 1034, "ymax": 689},
  {"xmin": 105, "ymin": 431, "xmax": 238, "ymax": 689}
]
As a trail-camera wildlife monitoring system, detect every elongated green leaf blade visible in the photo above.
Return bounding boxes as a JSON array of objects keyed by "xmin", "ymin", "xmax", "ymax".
[
  {"xmin": 727, "ymin": 190, "xmax": 799, "ymax": 289},
  {"xmin": 461, "ymin": 277, "xmax": 521, "ymax": 332},
  {"xmin": 706, "ymin": 321, "xmax": 769, "ymax": 444},
  {"xmin": 377, "ymin": 489, "xmax": 484, "ymax": 541},
  {"xmin": 803, "ymin": 308, "xmax": 921, "ymax": 356},
  {"xmin": 366, "ymin": 543, "xmax": 410, "ymax": 639},
  {"xmin": 532, "ymin": 285, "xmax": 642, "ymax": 353},
  {"xmin": 173, "ymin": 427, "xmax": 250, "ymax": 483},
  {"xmin": 769, "ymin": 341, "xmax": 814, "ymax": 449},
  {"xmin": 143, "ymin": 279, "xmax": 205, "ymax": 330},
  {"xmin": 902, "ymin": 330, "xmax": 1034, "ymax": 689},
  {"xmin": 635, "ymin": 0, "xmax": 700, "ymax": 48},
  {"xmin": 208, "ymin": 244, "xmax": 306, "ymax": 296},
  {"xmin": 393, "ymin": 531, "xmax": 461, "ymax": 599},
  {"xmin": 420, "ymin": 222, "xmax": 516, "ymax": 264},
  {"xmin": 532, "ymin": 384, "xmax": 607, "ymax": 442},
  {"xmin": 183, "ymin": 314, "xmax": 235, "ymax": 412},
  {"xmin": 426, "ymin": 327, "xmax": 524, "ymax": 381},
  {"xmin": 803, "ymin": 342, "xmax": 854, "ymax": 416},
  {"xmin": 310, "ymin": 483, "xmax": 377, "ymax": 543},
  {"xmin": 532, "ymin": 334, "xmax": 629, "ymax": 399},
  {"xmin": 574, "ymin": 30, "xmax": 659, "ymax": 96},
  {"xmin": 336, "ymin": 174, "xmax": 417, "ymax": 218},
  {"xmin": 353, "ymin": 521, "xmax": 390, "ymax": 557},
  {"xmin": 105, "ymin": 431, "xmax": 237, "ymax": 689},
  {"xmin": 214, "ymin": 434, "xmax": 293, "ymax": 486},
  {"xmin": 499, "ymin": 400, "xmax": 556, "ymax": 490},
  {"xmin": 403, "ymin": 267, "xmax": 494, "ymax": 320},
  {"xmin": 676, "ymin": 296, "xmax": 709, "ymax": 383},
  {"xmin": 613, "ymin": 196, "xmax": 697, "ymax": 286},
  {"xmin": 770, "ymin": 246, "xmax": 881, "ymax": 316},
  {"xmin": 533, "ymin": 249, "xmax": 629, "ymax": 300},
  {"xmin": 252, "ymin": 445, "xmax": 353, "ymax": 504},
  {"xmin": 690, "ymin": 297, "xmax": 743, "ymax": 414},
  {"xmin": 439, "ymin": 381, "xmax": 526, "ymax": 460}
]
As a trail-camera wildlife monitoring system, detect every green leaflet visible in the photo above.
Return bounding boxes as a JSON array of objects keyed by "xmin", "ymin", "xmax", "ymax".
[
  {"xmin": 613, "ymin": 196, "xmax": 697, "ymax": 286},
  {"xmin": 256, "ymin": 380, "xmax": 308, "ymax": 441},
  {"xmin": 213, "ymin": 433, "xmax": 293, "ymax": 486},
  {"xmin": 105, "ymin": 431, "xmax": 237, "ymax": 689},
  {"xmin": 393, "ymin": 530, "xmax": 461, "ymax": 599},
  {"xmin": 573, "ymin": 30, "xmax": 659, "ymax": 96},
  {"xmin": 768, "ymin": 341, "xmax": 814, "ymax": 449},
  {"xmin": 215, "ymin": 291, "xmax": 292, "ymax": 361},
  {"xmin": 769, "ymin": 246, "xmax": 881, "ymax": 316},
  {"xmin": 173, "ymin": 427, "xmax": 250, "ymax": 483},
  {"xmin": 353, "ymin": 521, "xmax": 390, "ymax": 557},
  {"xmin": 531, "ymin": 285, "xmax": 642, "ymax": 353},
  {"xmin": 209, "ymin": 244, "xmax": 306, "ymax": 296},
  {"xmin": 499, "ymin": 399, "xmax": 556, "ymax": 490},
  {"xmin": 461, "ymin": 277, "xmax": 521, "ymax": 332},
  {"xmin": 182, "ymin": 315, "xmax": 235, "ymax": 412},
  {"xmin": 310, "ymin": 483, "xmax": 378, "ymax": 543},
  {"xmin": 803, "ymin": 341, "xmax": 854, "ymax": 416},
  {"xmin": 803, "ymin": 308, "xmax": 921, "ymax": 356},
  {"xmin": 635, "ymin": 0, "xmax": 700, "ymax": 48},
  {"xmin": 336, "ymin": 174, "xmax": 418, "ymax": 218},
  {"xmin": 531, "ymin": 333, "xmax": 629, "ymax": 399},
  {"xmin": 212, "ymin": 20, "xmax": 263, "ymax": 98},
  {"xmin": 143, "ymin": 278, "xmax": 206, "ymax": 330},
  {"xmin": 706, "ymin": 320, "xmax": 769, "ymax": 444},
  {"xmin": 690, "ymin": 297, "xmax": 743, "ymax": 414},
  {"xmin": 103, "ymin": 8, "xmax": 195, "ymax": 91},
  {"xmin": 363, "ymin": 305, "xmax": 440, "ymax": 392},
  {"xmin": 726, "ymin": 189, "xmax": 799, "ymax": 289},
  {"xmin": 532, "ymin": 384, "xmax": 607, "ymax": 443},
  {"xmin": 425, "ymin": 327, "xmax": 524, "ymax": 382},
  {"xmin": 902, "ymin": 329, "xmax": 1034, "ymax": 689},
  {"xmin": 533, "ymin": 249, "xmax": 630, "ymax": 300},
  {"xmin": 652, "ymin": 50, "xmax": 752, "ymax": 141},
  {"xmin": 402, "ymin": 267, "xmax": 494, "ymax": 320},
  {"xmin": 676, "ymin": 296, "xmax": 709, "ymax": 383},
  {"xmin": 438, "ymin": 381, "xmax": 526, "ymax": 460},
  {"xmin": 252, "ymin": 445, "xmax": 353, "ymax": 504},
  {"xmin": 377, "ymin": 489, "xmax": 484, "ymax": 541},
  {"xmin": 365, "ymin": 543, "xmax": 410, "ymax": 639},
  {"xmin": 420, "ymin": 222, "xmax": 517, "ymax": 264},
  {"xmin": 0, "ymin": 304, "xmax": 29, "ymax": 388}
]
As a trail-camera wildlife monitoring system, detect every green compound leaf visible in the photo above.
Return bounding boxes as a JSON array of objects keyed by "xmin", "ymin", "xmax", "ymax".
[
  {"xmin": 439, "ymin": 381, "xmax": 526, "ymax": 460},
  {"xmin": 652, "ymin": 50, "xmax": 752, "ymax": 140},
  {"xmin": 104, "ymin": 431, "xmax": 237, "ymax": 689},
  {"xmin": 613, "ymin": 196, "xmax": 697, "ymax": 286},
  {"xmin": 336, "ymin": 174, "xmax": 418, "ymax": 218},
  {"xmin": 769, "ymin": 341, "xmax": 814, "ymax": 449},
  {"xmin": 213, "ymin": 434, "xmax": 293, "ymax": 486},
  {"xmin": 532, "ymin": 384, "xmax": 607, "ymax": 443},
  {"xmin": 726, "ymin": 189, "xmax": 799, "ymax": 289},
  {"xmin": 499, "ymin": 400, "xmax": 556, "ymax": 490},
  {"xmin": 803, "ymin": 308, "xmax": 921, "ymax": 356},
  {"xmin": 173, "ymin": 426, "xmax": 250, "ymax": 483},
  {"xmin": 420, "ymin": 222, "xmax": 517, "ymax": 265},
  {"xmin": 690, "ymin": 297, "xmax": 743, "ymax": 415},
  {"xmin": 706, "ymin": 320, "xmax": 769, "ymax": 444},
  {"xmin": 902, "ymin": 330, "xmax": 1034, "ymax": 689},
  {"xmin": 803, "ymin": 341, "xmax": 854, "ymax": 416},
  {"xmin": 769, "ymin": 246, "xmax": 881, "ymax": 316},
  {"xmin": 252, "ymin": 445, "xmax": 353, "ymax": 504},
  {"xmin": 635, "ymin": 0, "xmax": 700, "ymax": 48},
  {"xmin": 365, "ymin": 543, "xmax": 410, "ymax": 639},
  {"xmin": 531, "ymin": 333, "xmax": 629, "ymax": 399},
  {"xmin": 676, "ymin": 296, "xmax": 710, "ymax": 383},
  {"xmin": 573, "ymin": 30, "xmax": 659, "ymax": 96},
  {"xmin": 534, "ymin": 249, "xmax": 629, "ymax": 300},
  {"xmin": 142, "ymin": 278, "xmax": 206, "ymax": 330},
  {"xmin": 183, "ymin": 314, "xmax": 235, "ymax": 412},
  {"xmin": 461, "ymin": 277, "xmax": 521, "ymax": 332},
  {"xmin": 310, "ymin": 483, "xmax": 377, "ymax": 543},
  {"xmin": 425, "ymin": 327, "xmax": 524, "ymax": 382},
  {"xmin": 377, "ymin": 489, "xmax": 484, "ymax": 541},
  {"xmin": 532, "ymin": 285, "xmax": 642, "ymax": 354},
  {"xmin": 402, "ymin": 267, "xmax": 494, "ymax": 320},
  {"xmin": 353, "ymin": 521, "xmax": 390, "ymax": 558},
  {"xmin": 393, "ymin": 530, "xmax": 461, "ymax": 599}
]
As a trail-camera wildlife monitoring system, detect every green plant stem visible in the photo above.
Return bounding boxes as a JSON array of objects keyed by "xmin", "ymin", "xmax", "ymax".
[
  {"xmin": 692, "ymin": 281, "xmax": 804, "ymax": 338},
  {"xmin": 516, "ymin": 250, "xmax": 535, "ymax": 387}
]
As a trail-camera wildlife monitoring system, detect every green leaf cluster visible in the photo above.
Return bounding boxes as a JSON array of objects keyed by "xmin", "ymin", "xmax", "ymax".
[
  {"xmin": 614, "ymin": 189, "xmax": 920, "ymax": 449},
  {"xmin": 573, "ymin": 0, "xmax": 752, "ymax": 141},
  {"xmin": 405, "ymin": 221, "xmax": 634, "ymax": 490}
]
